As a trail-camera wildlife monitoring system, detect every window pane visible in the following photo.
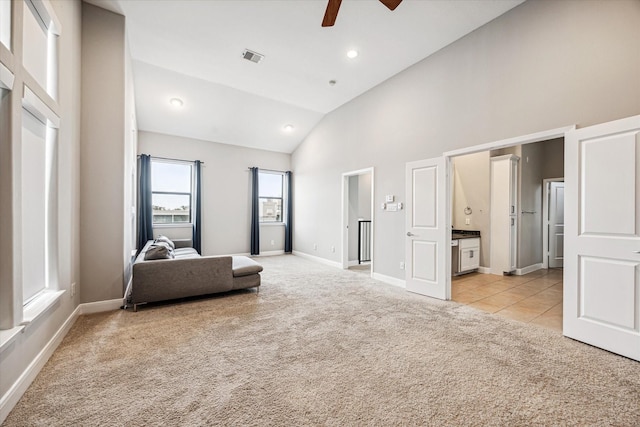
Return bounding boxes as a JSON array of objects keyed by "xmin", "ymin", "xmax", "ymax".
[
  {"xmin": 0, "ymin": 0, "xmax": 10, "ymax": 50},
  {"xmin": 22, "ymin": 2, "xmax": 48, "ymax": 92},
  {"xmin": 152, "ymin": 193, "xmax": 191, "ymax": 223},
  {"xmin": 22, "ymin": 109, "xmax": 47, "ymax": 303},
  {"xmin": 260, "ymin": 198, "xmax": 282, "ymax": 222},
  {"xmin": 259, "ymin": 172, "xmax": 282, "ymax": 198},
  {"xmin": 152, "ymin": 161, "xmax": 192, "ymax": 193}
]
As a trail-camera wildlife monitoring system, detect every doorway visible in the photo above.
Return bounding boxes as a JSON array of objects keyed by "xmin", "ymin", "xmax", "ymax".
[
  {"xmin": 450, "ymin": 138, "xmax": 565, "ymax": 275},
  {"xmin": 443, "ymin": 127, "xmax": 571, "ymax": 330},
  {"xmin": 543, "ymin": 179, "xmax": 564, "ymax": 269},
  {"xmin": 341, "ymin": 168, "xmax": 374, "ymax": 275}
]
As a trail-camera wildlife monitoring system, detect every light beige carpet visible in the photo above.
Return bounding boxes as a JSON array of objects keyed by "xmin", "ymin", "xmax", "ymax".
[{"xmin": 4, "ymin": 255, "xmax": 640, "ymax": 426}]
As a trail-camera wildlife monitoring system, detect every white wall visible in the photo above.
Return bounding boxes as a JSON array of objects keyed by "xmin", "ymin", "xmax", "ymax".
[
  {"xmin": 292, "ymin": 0, "xmax": 640, "ymax": 281},
  {"xmin": 123, "ymin": 36, "xmax": 137, "ymax": 285},
  {"xmin": 138, "ymin": 131, "xmax": 290, "ymax": 256},
  {"xmin": 348, "ymin": 176, "xmax": 359, "ymax": 262},
  {"xmin": 347, "ymin": 173, "xmax": 372, "ymax": 263},
  {"xmin": 0, "ymin": 0, "xmax": 81, "ymax": 415},
  {"xmin": 452, "ymin": 151, "xmax": 491, "ymax": 267}
]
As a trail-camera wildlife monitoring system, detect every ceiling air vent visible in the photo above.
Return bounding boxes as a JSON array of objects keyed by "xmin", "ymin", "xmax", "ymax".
[{"xmin": 242, "ymin": 49, "xmax": 264, "ymax": 64}]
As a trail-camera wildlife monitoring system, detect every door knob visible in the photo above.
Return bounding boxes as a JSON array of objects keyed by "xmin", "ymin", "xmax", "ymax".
[{"xmin": 407, "ymin": 232, "xmax": 414, "ymax": 237}]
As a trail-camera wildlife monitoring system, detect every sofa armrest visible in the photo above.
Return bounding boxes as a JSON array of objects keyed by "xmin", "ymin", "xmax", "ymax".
[{"xmin": 131, "ymin": 256, "xmax": 234, "ymax": 304}]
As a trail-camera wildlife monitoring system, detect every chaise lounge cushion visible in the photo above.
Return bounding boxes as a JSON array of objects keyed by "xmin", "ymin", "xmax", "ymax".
[
  {"xmin": 144, "ymin": 243, "xmax": 175, "ymax": 260},
  {"xmin": 155, "ymin": 235, "xmax": 175, "ymax": 249},
  {"xmin": 174, "ymin": 247, "xmax": 200, "ymax": 259},
  {"xmin": 232, "ymin": 256, "xmax": 264, "ymax": 277}
]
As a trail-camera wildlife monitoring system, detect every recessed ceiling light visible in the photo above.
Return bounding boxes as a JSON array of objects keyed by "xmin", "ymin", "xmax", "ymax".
[
  {"xmin": 283, "ymin": 124, "xmax": 294, "ymax": 132},
  {"xmin": 169, "ymin": 98, "xmax": 184, "ymax": 107},
  {"xmin": 346, "ymin": 50, "xmax": 358, "ymax": 59}
]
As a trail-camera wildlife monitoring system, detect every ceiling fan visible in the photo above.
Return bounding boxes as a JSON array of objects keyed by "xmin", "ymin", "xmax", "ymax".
[{"xmin": 322, "ymin": 0, "xmax": 403, "ymax": 27}]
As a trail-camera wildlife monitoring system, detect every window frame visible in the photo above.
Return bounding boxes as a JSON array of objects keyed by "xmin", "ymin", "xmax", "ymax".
[
  {"xmin": 0, "ymin": 0, "xmax": 11, "ymax": 50},
  {"xmin": 22, "ymin": 0, "xmax": 60, "ymax": 100},
  {"xmin": 21, "ymin": 89, "xmax": 60, "ymax": 309},
  {"xmin": 0, "ymin": 0, "xmax": 63, "ymax": 338},
  {"xmin": 258, "ymin": 171, "xmax": 284, "ymax": 223},
  {"xmin": 150, "ymin": 159, "xmax": 195, "ymax": 226}
]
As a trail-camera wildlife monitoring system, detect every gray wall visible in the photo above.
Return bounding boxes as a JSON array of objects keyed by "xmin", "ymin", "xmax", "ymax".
[
  {"xmin": 80, "ymin": 3, "xmax": 133, "ymax": 303},
  {"xmin": 518, "ymin": 138, "xmax": 565, "ymax": 268},
  {"xmin": 541, "ymin": 138, "xmax": 564, "ymax": 179},
  {"xmin": 138, "ymin": 131, "xmax": 291, "ymax": 256},
  {"xmin": 518, "ymin": 143, "xmax": 545, "ymax": 268},
  {"xmin": 0, "ymin": 0, "xmax": 82, "ymax": 410},
  {"xmin": 291, "ymin": 0, "xmax": 640, "ymax": 281}
]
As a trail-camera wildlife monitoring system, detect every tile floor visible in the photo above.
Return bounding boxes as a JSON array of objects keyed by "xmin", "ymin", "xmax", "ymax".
[{"xmin": 452, "ymin": 268, "xmax": 563, "ymax": 331}]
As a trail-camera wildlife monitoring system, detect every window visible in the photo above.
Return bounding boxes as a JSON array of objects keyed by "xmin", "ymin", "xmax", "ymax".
[
  {"xmin": 21, "ymin": 107, "xmax": 57, "ymax": 305},
  {"xmin": 259, "ymin": 172, "xmax": 283, "ymax": 222},
  {"xmin": 0, "ymin": 0, "xmax": 10, "ymax": 50},
  {"xmin": 22, "ymin": 0, "xmax": 59, "ymax": 99},
  {"xmin": 151, "ymin": 160, "xmax": 193, "ymax": 225}
]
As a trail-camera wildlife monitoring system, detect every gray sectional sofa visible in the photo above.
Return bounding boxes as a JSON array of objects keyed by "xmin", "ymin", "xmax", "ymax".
[{"xmin": 128, "ymin": 239, "xmax": 263, "ymax": 311}]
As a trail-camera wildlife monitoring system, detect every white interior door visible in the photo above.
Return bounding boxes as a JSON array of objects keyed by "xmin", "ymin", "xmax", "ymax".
[
  {"xmin": 548, "ymin": 182, "xmax": 564, "ymax": 268},
  {"xmin": 405, "ymin": 157, "xmax": 448, "ymax": 300},
  {"xmin": 564, "ymin": 115, "xmax": 640, "ymax": 361}
]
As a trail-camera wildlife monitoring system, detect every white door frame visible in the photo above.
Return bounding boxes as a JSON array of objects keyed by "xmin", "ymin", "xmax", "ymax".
[
  {"xmin": 442, "ymin": 126, "xmax": 575, "ymax": 296},
  {"xmin": 542, "ymin": 178, "xmax": 564, "ymax": 269},
  {"xmin": 341, "ymin": 167, "xmax": 375, "ymax": 276}
]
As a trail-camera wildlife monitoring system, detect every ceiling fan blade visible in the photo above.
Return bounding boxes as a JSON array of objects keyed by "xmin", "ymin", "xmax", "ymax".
[
  {"xmin": 379, "ymin": 0, "xmax": 402, "ymax": 11},
  {"xmin": 322, "ymin": 0, "xmax": 343, "ymax": 27}
]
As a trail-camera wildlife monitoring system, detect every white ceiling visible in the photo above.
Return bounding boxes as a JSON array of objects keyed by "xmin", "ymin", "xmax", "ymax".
[{"xmin": 86, "ymin": 0, "xmax": 525, "ymax": 153}]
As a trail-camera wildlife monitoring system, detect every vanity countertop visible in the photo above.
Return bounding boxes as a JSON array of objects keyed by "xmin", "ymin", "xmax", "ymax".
[{"xmin": 451, "ymin": 230, "xmax": 481, "ymax": 240}]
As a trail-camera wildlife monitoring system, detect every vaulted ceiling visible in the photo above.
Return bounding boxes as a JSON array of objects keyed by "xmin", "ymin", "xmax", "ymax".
[{"xmin": 86, "ymin": 0, "xmax": 525, "ymax": 153}]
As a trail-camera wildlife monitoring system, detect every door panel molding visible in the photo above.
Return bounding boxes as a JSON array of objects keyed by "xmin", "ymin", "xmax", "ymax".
[
  {"xmin": 405, "ymin": 157, "xmax": 447, "ymax": 300},
  {"xmin": 565, "ymin": 114, "xmax": 640, "ymax": 361}
]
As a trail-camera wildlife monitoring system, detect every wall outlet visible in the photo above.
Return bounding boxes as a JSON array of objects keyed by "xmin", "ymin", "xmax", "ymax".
[
  {"xmin": 313, "ymin": 243, "xmax": 318, "ymax": 251},
  {"xmin": 331, "ymin": 246, "xmax": 335, "ymax": 253},
  {"xmin": 270, "ymin": 239, "xmax": 275, "ymax": 246},
  {"xmin": 71, "ymin": 282, "xmax": 76, "ymax": 297},
  {"xmin": 400, "ymin": 261, "xmax": 405, "ymax": 270}
]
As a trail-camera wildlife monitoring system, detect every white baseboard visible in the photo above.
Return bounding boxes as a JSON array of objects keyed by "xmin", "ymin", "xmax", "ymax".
[
  {"xmin": 516, "ymin": 263, "xmax": 543, "ymax": 276},
  {"xmin": 372, "ymin": 272, "xmax": 406, "ymax": 288},
  {"xmin": 0, "ymin": 305, "xmax": 81, "ymax": 424},
  {"xmin": 0, "ymin": 297, "xmax": 124, "ymax": 423},
  {"xmin": 79, "ymin": 298, "xmax": 124, "ymax": 315},
  {"xmin": 257, "ymin": 250, "xmax": 285, "ymax": 257},
  {"xmin": 348, "ymin": 260, "xmax": 371, "ymax": 267},
  {"xmin": 477, "ymin": 266, "xmax": 491, "ymax": 274},
  {"xmin": 292, "ymin": 251, "xmax": 342, "ymax": 269}
]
